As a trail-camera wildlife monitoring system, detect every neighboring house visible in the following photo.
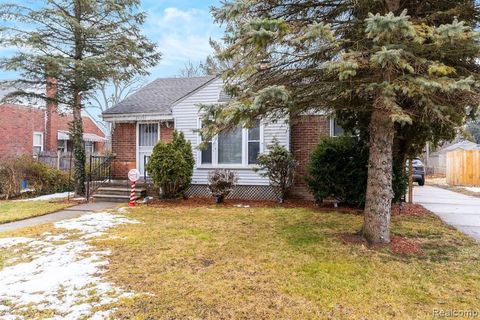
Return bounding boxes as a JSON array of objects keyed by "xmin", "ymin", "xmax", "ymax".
[
  {"xmin": 103, "ymin": 76, "xmax": 338, "ymax": 199},
  {"xmin": 425, "ymin": 140, "xmax": 480, "ymax": 174},
  {"xmin": 0, "ymin": 84, "xmax": 107, "ymax": 160}
]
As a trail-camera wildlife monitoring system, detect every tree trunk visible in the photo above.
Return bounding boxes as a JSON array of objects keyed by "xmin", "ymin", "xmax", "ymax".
[
  {"xmin": 72, "ymin": 92, "xmax": 86, "ymax": 196},
  {"xmin": 363, "ymin": 101, "xmax": 395, "ymax": 244},
  {"xmin": 72, "ymin": 0, "xmax": 86, "ymax": 197}
]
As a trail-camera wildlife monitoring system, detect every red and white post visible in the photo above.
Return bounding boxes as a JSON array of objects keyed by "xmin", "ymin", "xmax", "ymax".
[
  {"xmin": 129, "ymin": 181, "xmax": 136, "ymax": 207},
  {"xmin": 127, "ymin": 169, "xmax": 140, "ymax": 207}
]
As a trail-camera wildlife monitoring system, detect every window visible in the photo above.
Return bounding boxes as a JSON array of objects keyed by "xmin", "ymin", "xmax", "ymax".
[
  {"xmin": 139, "ymin": 123, "xmax": 159, "ymax": 147},
  {"xmin": 201, "ymin": 141, "xmax": 213, "ymax": 164},
  {"xmin": 33, "ymin": 132, "xmax": 43, "ymax": 154},
  {"xmin": 218, "ymin": 127, "xmax": 242, "ymax": 164},
  {"xmin": 58, "ymin": 140, "xmax": 67, "ymax": 152},
  {"xmin": 200, "ymin": 124, "xmax": 213, "ymax": 165},
  {"xmin": 85, "ymin": 141, "xmax": 94, "ymax": 154},
  {"xmin": 330, "ymin": 118, "xmax": 345, "ymax": 137},
  {"xmin": 248, "ymin": 121, "xmax": 260, "ymax": 164},
  {"xmin": 199, "ymin": 121, "xmax": 262, "ymax": 166}
]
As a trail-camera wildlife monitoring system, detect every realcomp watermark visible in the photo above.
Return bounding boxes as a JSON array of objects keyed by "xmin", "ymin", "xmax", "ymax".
[{"xmin": 433, "ymin": 309, "xmax": 479, "ymax": 318}]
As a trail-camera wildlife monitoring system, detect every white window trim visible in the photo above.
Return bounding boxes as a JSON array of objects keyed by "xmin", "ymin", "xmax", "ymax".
[
  {"xmin": 33, "ymin": 131, "xmax": 44, "ymax": 153},
  {"xmin": 85, "ymin": 141, "xmax": 95, "ymax": 154},
  {"xmin": 58, "ymin": 139, "xmax": 67, "ymax": 152},
  {"xmin": 196, "ymin": 118, "xmax": 264, "ymax": 169},
  {"xmin": 136, "ymin": 122, "xmax": 161, "ymax": 174},
  {"xmin": 330, "ymin": 117, "xmax": 343, "ymax": 137}
]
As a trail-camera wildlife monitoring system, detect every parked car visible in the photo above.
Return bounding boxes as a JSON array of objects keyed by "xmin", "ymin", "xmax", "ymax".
[{"xmin": 406, "ymin": 158, "xmax": 425, "ymax": 186}]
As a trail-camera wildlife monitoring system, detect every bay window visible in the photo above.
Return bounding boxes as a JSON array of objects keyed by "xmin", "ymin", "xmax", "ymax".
[{"xmin": 199, "ymin": 121, "xmax": 262, "ymax": 166}]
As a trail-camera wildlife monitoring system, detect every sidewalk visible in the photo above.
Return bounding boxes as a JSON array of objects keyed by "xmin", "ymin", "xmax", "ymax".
[
  {"xmin": 0, "ymin": 202, "xmax": 118, "ymax": 233},
  {"xmin": 414, "ymin": 186, "xmax": 480, "ymax": 242}
]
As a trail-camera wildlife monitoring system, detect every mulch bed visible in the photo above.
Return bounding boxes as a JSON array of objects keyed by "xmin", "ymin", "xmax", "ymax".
[
  {"xmin": 147, "ymin": 197, "xmax": 429, "ymax": 217},
  {"xmin": 391, "ymin": 203, "xmax": 431, "ymax": 216},
  {"xmin": 337, "ymin": 232, "xmax": 424, "ymax": 256},
  {"xmin": 145, "ymin": 197, "xmax": 364, "ymax": 214}
]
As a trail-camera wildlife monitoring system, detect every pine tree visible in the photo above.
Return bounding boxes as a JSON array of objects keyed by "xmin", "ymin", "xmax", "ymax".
[
  {"xmin": 202, "ymin": 0, "xmax": 480, "ymax": 243},
  {"xmin": 0, "ymin": 0, "xmax": 161, "ymax": 196}
]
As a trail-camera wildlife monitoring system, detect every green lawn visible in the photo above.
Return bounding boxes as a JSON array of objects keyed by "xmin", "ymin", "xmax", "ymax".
[
  {"xmin": 91, "ymin": 203, "xmax": 480, "ymax": 320},
  {"xmin": 0, "ymin": 200, "xmax": 73, "ymax": 224}
]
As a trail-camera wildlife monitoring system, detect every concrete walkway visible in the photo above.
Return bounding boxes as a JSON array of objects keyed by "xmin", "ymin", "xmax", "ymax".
[
  {"xmin": 414, "ymin": 186, "xmax": 480, "ymax": 242},
  {"xmin": 0, "ymin": 202, "xmax": 118, "ymax": 233}
]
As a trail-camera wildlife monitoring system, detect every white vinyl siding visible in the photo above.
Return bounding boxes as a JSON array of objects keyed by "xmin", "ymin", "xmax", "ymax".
[{"xmin": 172, "ymin": 78, "xmax": 290, "ymax": 186}]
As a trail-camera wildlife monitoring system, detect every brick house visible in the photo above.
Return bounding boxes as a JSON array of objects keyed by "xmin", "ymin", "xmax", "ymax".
[
  {"xmin": 0, "ymin": 84, "xmax": 107, "ymax": 160},
  {"xmin": 103, "ymin": 76, "xmax": 342, "ymax": 199}
]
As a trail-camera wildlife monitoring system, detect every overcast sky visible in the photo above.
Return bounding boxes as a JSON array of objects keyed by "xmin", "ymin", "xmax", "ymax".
[{"xmin": 0, "ymin": 0, "xmax": 224, "ymax": 81}]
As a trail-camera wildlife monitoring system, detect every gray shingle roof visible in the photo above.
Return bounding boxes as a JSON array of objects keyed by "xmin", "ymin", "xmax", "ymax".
[{"xmin": 103, "ymin": 76, "xmax": 217, "ymax": 115}]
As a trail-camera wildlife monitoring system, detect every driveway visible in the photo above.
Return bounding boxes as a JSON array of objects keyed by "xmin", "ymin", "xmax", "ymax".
[{"xmin": 414, "ymin": 186, "xmax": 480, "ymax": 242}]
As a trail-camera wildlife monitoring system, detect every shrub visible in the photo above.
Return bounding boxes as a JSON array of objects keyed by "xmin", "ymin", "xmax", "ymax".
[
  {"xmin": 147, "ymin": 131, "xmax": 194, "ymax": 199},
  {"xmin": 0, "ymin": 155, "xmax": 73, "ymax": 199},
  {"xmin": 208, "ymin": 169, "xmax": 238, "ymax": 203},
  {"xmin": 254, "ymin": 139, "xmax": 297, "ymax": 203},
  {"xmin": 306, "ymin": 137, "xmax": 406, "ymax": 208}
]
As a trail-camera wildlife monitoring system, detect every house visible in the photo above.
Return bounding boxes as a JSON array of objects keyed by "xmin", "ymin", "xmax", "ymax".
[
  {"xmin": 0, "ymin": 83, "xmax": 107, "ymax": 160},
  {"xmin": 103, "ymin": 76, "xmax": 339, "ymax": 199}
]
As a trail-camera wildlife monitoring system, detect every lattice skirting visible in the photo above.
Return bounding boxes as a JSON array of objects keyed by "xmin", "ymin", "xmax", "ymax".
[{"xmin": 185, "ymin": 184, "xmax": 280, "ymax": 201}]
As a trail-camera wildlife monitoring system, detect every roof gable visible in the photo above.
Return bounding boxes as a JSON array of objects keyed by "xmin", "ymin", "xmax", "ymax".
[{"xmin": 103, "ymin": 76, "xmax": 217, "ymax": 115}]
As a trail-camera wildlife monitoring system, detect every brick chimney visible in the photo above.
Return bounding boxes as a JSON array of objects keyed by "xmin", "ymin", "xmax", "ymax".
[{"xmin": 45, "ymin": 76, "xmax": 58, "ymax": 152}]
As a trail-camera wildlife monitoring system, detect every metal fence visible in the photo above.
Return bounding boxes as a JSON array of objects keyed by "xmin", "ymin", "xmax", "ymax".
[{"xmin": 86, "ymin": 154, "xmax": 114, "ymax": 200}]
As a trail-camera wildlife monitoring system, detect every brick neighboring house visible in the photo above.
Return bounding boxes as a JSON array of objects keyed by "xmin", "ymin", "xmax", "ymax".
[
  {"xmin": 103, "ymin": 76, "xmax": 341, "ymax": 200},
  {"xmin": 0, "ymin": 84, "xmax": 107, "ymax": 160}
]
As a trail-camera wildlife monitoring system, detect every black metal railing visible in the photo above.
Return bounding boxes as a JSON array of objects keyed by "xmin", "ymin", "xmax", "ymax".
[{"xmin": 86, "ymin": 154, "xmax": 114, "ymax": 201}]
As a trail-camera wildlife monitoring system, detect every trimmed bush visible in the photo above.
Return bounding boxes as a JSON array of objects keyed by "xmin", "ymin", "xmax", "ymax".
[
  {"xmin": 208, "ymin": 169, "xmax": 238, "ymax": 203},
  {"xmin": 147, "ymin": 131, "xmax": 194, "ymax": 199},
  {"xmin": 0, "ymin": 155, "xmax": 73, "ymax": 199},
  {"xmin": 255, "ymin": 139, "xmax": 297, "ymax": 203},
  {"xmin": 306, "ymin": 137, "xmax": 406, "ymax": 207}
]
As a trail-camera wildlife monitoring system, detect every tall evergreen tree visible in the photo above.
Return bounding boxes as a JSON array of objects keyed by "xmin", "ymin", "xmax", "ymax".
[
  {"xmin": 0, "ymin": 0, "xmax": 161, "ymax": 196},
  {"xmin": 202, "ymin": 0, "xmax": 480, "ymax": 243}
]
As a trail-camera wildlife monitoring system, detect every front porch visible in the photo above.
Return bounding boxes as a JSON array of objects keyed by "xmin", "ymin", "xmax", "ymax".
[{"xmin": 109, "ymin": 120, "xmax": 174, "ymax": 180}]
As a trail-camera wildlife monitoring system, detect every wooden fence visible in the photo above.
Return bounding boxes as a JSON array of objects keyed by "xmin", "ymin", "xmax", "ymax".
[
  {"xmin": 446, "ymin": 149, "xmax": 480, "ymax": 186},
  {"xmin": 35, "ymin": 151, "xmax": 74, "ymax": 171}
]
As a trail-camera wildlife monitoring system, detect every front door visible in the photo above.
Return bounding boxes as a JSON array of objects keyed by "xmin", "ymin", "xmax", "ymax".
[{"xmin": 138, "ymin": 123, "xmax": 159, "ymax": 176}]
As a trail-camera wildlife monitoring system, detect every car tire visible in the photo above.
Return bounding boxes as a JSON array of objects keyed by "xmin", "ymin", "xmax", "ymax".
[{"xmin": 418, "ymin": 177, "xmax": 425, "ymax": 186}]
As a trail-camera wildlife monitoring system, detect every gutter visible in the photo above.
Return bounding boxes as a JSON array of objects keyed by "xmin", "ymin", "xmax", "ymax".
[{"xmin": 102, "ymin": 113, "xmax": 174, "ymax": 122}]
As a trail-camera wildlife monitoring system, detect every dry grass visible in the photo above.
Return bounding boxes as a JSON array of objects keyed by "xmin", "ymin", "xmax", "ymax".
[
  {"xmin": 92, "ymin": 204, "xmax": 480, "ymax": 320},
  {"xmin": 0, "ymin": 200, "xmax": 74, "ymax": 224}
]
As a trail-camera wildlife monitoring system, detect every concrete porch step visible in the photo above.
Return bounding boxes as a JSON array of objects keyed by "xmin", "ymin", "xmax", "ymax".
[
  {"xmin": 92, "ymin": 184, "xmax": 147, "ymax": 202},
  {"xmin": 92, "ymin": 194, "xmax": 142, "ymax": 203},
  {"xmin": 97, "ymin": 187, "xmax": 146, "ymax": 195}
]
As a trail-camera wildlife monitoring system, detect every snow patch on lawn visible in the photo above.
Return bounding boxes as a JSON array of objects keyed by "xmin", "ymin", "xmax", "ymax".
[
  {"xmin": 463, "ymin": 186, "xmax": 480, "ymax": 193},
  {"xmin": 17, "ymin": 192, "xmax": 72, "ymax": 201},
  {"xmin": 0, "ymin": 210, "xmax": 138, "ymax": 319},
  {"xmin": 0, "ymin": 237, "xmax": 33, "ymax": 248},
  {"xmin": 55, "ymin": 212, "xmax": 139, "ymax": 239}
]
